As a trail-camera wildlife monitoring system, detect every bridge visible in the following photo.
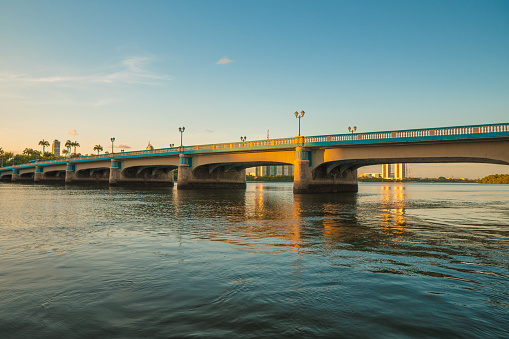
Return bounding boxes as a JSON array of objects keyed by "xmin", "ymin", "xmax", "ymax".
[{"xmin": 1, "ymin": 123, "xmax": 508, "ymax": 194}]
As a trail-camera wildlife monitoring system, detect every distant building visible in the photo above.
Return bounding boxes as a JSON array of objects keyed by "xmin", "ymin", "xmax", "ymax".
[
  {"xmin": 255, "ymin": 165, "xmax": 294, "ymax": 176},
  {"xmin": 146, "ymin": 142, "xmax": 154, "ymax": 151},
  {"xmin": 382, "ymin": 163, "xmax": 406, "ymax": 180},
  {"xmin": 394, "ymin": 163, "xmax": 406, "ymax": 180},
  {"xmin": 382, "ymin": 164, "xmax": 392, "ymax": 179},
  {"xmin": 52, "ymin": 140, "xmax": 60, "ymax": 156},
  {"xmin": 359, "ymin": 173, "xmax": 382, "ymax": 178},
  {"xmin": 246, "ymin": 167, "xmax": 257, "ymax": 176}
]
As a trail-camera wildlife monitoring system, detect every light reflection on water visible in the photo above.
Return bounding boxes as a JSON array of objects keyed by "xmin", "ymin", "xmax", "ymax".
[{"xmin": 0, "ymin": 182, "xmax": 508, "ymax": 338}]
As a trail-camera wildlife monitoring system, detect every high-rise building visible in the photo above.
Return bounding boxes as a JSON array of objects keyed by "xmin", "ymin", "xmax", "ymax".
[
  {"xmin": 394, "ymin": 163, "xmax": 406, "ymax": 180},
  {"xmin": 382, "ymin": 164, "xmax": 392, "ymax": 179},
  {"xmin": 52, "ymin": 140, "xmax": 60, "ymax": 157},
  {"xmin": 382, "ymin": 163, "xmax": 406, "ymax": 180}
]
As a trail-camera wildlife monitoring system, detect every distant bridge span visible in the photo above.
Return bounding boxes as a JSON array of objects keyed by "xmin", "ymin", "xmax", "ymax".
[{"xmin": 1, "ymin": 123, "xmax": 508, "ymax": 193}]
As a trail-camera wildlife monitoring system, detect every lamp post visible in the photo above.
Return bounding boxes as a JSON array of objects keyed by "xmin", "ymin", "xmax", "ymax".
[
  {"xmin": 240, "ymin": 136, "xmax": 246, "ymax": 142},
  {"xmin": 348, "ymin": 126, "xmax": 357, "ymax": 134},
  {"xmin": 178, "ymin": 127, "xmax": 185, "ymax": 151},
  {"xmin": 294, "ymin": 110, "xmax": 305, "ymax": 136},
  {"xmin": 169, "ymin": 143, "xmax": 174, "ymax": 148},
  {"xmin": 110, "ymin": 137, "xmax": 115, "ymax": 154}
]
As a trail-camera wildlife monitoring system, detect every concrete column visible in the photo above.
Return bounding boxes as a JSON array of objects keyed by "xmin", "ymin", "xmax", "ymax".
[
  {"xmin": 65, "ymin": 163, "xmax": 76, "ymax": 184},
  {"xmin": 34, "ymin": 166, "xmax": 43, "ymax": 183},
  {"xmin": 11, "ymin": 169, "xmax": 20, "ymax": 182},
  {"xmin": 293, "ymin": 147, "xmax": 358, "ymax": 194},
  {"xmin": 177, "ymin": 154, "xmax": 193, "ymax": 189},
  {"xmin": 109, "ymin": 160, "xmax": 122, "ymax": 186},
  {"xmin": 293, "ymin": 147, "xmax": 313, "ymax": 194}
]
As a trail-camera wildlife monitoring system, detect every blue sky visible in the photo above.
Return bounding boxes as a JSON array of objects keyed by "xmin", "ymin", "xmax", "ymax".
[{"xmin": 1, "ymin": 0, "xmax": 508, "ymax": 177}]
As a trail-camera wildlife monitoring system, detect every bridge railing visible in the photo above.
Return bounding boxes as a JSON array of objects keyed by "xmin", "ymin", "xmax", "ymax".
[
  {"xmin": 1, "ymin": 122, "xmax": 508, "ymax": 171},
  {"xmin": 305, "ymin": 122, "xmax": 509, "ymax": 143}
]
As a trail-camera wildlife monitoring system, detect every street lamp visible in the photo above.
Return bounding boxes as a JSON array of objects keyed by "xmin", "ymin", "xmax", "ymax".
[
  {"xmin": 110, "ymin": 137, "xmax": 115, "ymax": 153},
  {"xmin": 294, "ymin": 110, "xmax": 305, "ymax": 136},
  {"xmin": 348, "ymin": 126, "xmax": 357, "ymax": 134},
  {"xmin": 169, "ymin": 143, "xmax": 174, "ymax": 148},
  {"xmin": 240, "ymin": 136, "xmax": 247, "ymax": 142},
  {"xmin": 178, "ymin": 127, "xmax": 185, "ymax": 151}
]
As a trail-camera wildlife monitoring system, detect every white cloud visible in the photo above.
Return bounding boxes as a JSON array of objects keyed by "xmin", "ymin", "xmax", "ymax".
[
  {"xmin": 68, "ymin": 129, "xmax": 78, "ymax": 136},
  {"xmin": 216, "ymin": 57, "xmax": 233, "ymax": 65},
  {"xmin": 116, "ymin": 144, "xmax": 131, "ymax": 149},
  {"xmin": 0, "ymin": 57, "xmax": 170, "ymax": 87}
]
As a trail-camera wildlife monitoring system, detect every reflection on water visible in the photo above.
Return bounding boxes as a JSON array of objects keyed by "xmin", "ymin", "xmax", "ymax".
[
  {"xmin": 381, "ymin": 184, "xmax": 406, "ymax": 230},
  {"xmin": 0, "ymin": 182, "xmax": 508, "ymax": 338}
]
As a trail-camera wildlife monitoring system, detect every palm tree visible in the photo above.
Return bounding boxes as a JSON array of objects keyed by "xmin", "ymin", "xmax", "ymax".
[
  {"xmin": 72, "ymin": 141, "xmax": 80, "ymax": 155},
  {"xmin": 93, "ymin": 145, "xmax": 103, "ymax": 155},
  {"xmin": 38, "ymin": 139, "xmax": 50, "ymax": 155},
  {"xmin": 62, "ymin": 149, "xmax": 68, "ymax": 157},
  {"xmin": 65, "ymin": 140, "xmax": 72, "ymax": 157}
]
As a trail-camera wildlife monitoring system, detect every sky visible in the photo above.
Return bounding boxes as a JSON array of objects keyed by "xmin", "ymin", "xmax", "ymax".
[{"xmin": 0, "ymin": 0, "xmax": 508, "ymax": 178}]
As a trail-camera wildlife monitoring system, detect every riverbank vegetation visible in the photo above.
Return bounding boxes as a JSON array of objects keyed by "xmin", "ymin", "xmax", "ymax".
[{"xmin": 478, "ymin": 174, "xmax": 509, "ymax": 184}]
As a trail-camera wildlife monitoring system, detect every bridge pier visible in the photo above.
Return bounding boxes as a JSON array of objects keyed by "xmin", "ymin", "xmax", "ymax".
[
  {"xmin": 34, "ymin": 166, "xmax": 43, "ymax": 183},
  {"xmin": 293, "ymin": 147, "xmax": 358, "ymax": 194},
  {"xmin": 177, "ymin": 154, "xmax": 246, "ymax": 189},
  {"xmin": 109, "ymin": 160, "xmax": 122, "ymax": 185},
  {"xmin": 11, "ymin": 169, "xmax": 20, "ymax": 182},
  {"xmin": 65, "ymin": 163, "xmax": 76, "ymax": 184}
]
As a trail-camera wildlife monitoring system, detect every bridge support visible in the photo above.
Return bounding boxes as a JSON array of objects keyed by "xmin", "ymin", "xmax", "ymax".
[
  {"xmin": 65, "ymin": 163, "xmax": 76, "ymax": 184},
  {"xmin": 109, "ymin": 160, "xmax": 122, "ymax": 186},
  {"xmin": 177, "ymin": 154, "xmax": 246, "ymax": 189},
  {"xmin": 293, "ymin": 147, "xmax": 358, "ymax": 194},
  {"xmin": 34, "ymin": 166, "xmax": 43, "ymax": 183},
  {"xmin": 11, "ymin": 169, "xmax": 20, "ymax": 182}
]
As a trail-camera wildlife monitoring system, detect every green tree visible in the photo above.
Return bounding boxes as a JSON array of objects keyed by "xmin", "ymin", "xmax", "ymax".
[
  {"xmin": 62, "ymin": 149, "xmax": 69, "ymax": 157},
  {"xmin": 1, "ymin": 150, "xmax": 13, "ymax": 166},
  {"xmin": 65, "ymin": 140, "xmax": 72, "ymax": 157},
  {"xmin": 93, "ymin": 144, "xmax": 103, "ymax": 155},
  {"xmin": 22, "ymin": 148, "xmax": 41, "ymax": 158},
  {"xmin": 71, "ymin": 141, "xmax": 80, "ymax": 156},
  {"xmin": 38, "ymin": 139, "xmax": 50, "ymax": 155},
  {"xmin": 43, "ymin": 151, "xmax": 56, "ymax": 159},
  {"xmin": 479, "ymin": 174, "xmax": 509, "ymax": 184}
]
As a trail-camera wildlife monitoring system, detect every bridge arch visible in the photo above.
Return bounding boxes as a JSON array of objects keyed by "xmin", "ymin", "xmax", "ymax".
[
  {"xmin": 121, "ymin": 165, "xmax": 177, "ymax": 181},
  {"xmin": 177, "ymin": 151, "xmax": 296, "ymax": 189}
]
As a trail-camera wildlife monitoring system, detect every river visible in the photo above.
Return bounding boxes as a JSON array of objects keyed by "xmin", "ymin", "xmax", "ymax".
[{"xmin": 0, "ymin": 182, "xmax": 507, "ymax": 338}]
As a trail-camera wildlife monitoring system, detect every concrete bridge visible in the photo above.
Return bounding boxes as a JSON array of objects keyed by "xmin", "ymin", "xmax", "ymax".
[{"xmin": 1, "ymin": 123, "xmax": 508, "ymax": 194}]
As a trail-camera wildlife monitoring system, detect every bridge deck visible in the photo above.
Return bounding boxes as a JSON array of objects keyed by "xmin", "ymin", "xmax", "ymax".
[{"xmin": 1, "ymin": 122, "xmax": 508, "ymax": 171}]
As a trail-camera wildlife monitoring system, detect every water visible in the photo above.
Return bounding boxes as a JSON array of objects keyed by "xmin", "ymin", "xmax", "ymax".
[{"xmin": 0, "ymin": 182, "xmax": 508, "ymax": 338}]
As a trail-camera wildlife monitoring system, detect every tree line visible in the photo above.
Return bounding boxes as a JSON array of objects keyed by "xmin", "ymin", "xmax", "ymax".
[
  {"xmin": 1, "ymin": 140, "xmax": 106, "ymax": 167},
  {"xmin": 478, "ymin": 174, "xmax": 509, "ymax": 184}
]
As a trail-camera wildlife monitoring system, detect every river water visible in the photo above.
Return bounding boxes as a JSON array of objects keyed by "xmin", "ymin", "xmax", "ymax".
[{"xmin": 0, "ymin": 182, "xmax": 507, "ymax": 338}]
